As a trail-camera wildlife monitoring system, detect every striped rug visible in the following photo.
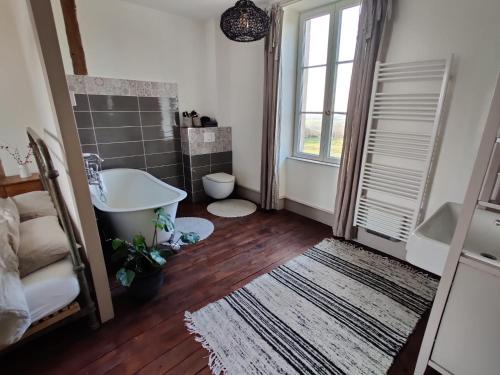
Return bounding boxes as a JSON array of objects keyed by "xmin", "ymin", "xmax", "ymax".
[{"xmin": 185, "ymin": 239, "xmax": 438, "ymax": 375}]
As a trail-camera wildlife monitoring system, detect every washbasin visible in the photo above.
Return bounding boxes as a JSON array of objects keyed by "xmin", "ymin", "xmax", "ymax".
[{"xmin": 406, "ymin": 202, "xmax": 500, "ymax": 275}]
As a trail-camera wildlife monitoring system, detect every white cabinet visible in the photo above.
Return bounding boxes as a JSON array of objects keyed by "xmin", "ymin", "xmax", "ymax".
[{"xmin": 431, "ymin": 260, "xmax": 500, "ymax": 375}]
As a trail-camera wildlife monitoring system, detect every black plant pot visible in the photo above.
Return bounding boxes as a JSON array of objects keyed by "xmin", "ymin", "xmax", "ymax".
[{"xmin": 127, "ymin": 270, "xmax": 165, "ymax": 303}]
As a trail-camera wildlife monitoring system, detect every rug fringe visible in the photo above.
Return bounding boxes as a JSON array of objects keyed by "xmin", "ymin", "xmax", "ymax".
[{"xmin": 184, "ymin": 311, "xmax": 228, "ymax": 375}]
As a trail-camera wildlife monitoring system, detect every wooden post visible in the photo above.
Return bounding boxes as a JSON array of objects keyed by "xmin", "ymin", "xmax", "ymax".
[{"xmin": 60, "ymin": 0, "xmax": 87, "ymax": 75}]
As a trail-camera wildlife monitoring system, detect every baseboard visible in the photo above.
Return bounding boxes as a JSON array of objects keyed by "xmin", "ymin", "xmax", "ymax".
[
  {"xmin": 235, "ymin": 185, "xmax": 332, "ymax": 226},
  {"xmin": 236, "ymin": 185, "xmax": 261, "ymax": 204},
  {"xmin": 284, "ymin": 199, "xmax": 334, "ymax": 226},
  {"xmin": 355, "ymin": 227, "xmax": 407, "ymax": 261}
]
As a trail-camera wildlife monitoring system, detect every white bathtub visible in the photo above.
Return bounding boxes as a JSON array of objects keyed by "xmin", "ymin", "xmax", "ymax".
[{"xmin": 90, "ymin": 169, "xmax": 187, "ymax": 244}]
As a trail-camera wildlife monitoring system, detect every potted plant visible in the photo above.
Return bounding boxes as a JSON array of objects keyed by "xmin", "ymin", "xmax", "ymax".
[
  {"xmin": 0, "ymin": 143, "xmax": 33, "ymax": 178},
  {"xmin": 112, "ymin": 208, "xmax": 200, "ymax": 302}
]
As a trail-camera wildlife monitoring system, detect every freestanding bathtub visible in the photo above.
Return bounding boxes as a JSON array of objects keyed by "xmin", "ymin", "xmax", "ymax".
[{"xmin": 90, "ymin": 169, "xmax": 187, "ymax": 244}]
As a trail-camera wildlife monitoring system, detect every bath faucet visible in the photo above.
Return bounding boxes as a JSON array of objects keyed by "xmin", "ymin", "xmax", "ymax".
[{"xmin": 83, "ymin": 153, "xmax": 106, "ymax": 202}]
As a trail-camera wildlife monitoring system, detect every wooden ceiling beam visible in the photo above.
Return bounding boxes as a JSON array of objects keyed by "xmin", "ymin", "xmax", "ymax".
[{"xmin": 60, "ymin": 0, "xmax": 87, "ymax": 75}]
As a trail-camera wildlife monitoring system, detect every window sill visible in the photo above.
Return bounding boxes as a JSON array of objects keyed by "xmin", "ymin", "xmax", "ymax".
[{"xmin": 287, "ymin": 156, "xmax": 340, "ymax": 168}]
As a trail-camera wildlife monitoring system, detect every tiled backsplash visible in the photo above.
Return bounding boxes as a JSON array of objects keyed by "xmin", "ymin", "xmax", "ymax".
[
  {"xmin": 181, "ymin": 127, "xmax": 232, "ymax": 202},
  {"xmin": 68, "ymin": 75, "xmax": 184, "ymax": 188}
]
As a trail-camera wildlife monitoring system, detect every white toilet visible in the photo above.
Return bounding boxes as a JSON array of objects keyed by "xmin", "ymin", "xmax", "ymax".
[{"xmin": 202, "ymin": 172, "xmax": 235, "ymax": 199}]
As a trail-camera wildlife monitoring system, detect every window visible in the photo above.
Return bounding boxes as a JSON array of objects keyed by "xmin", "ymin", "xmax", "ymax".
[{"xmin": 294, "ymin": 1, "xmax": 361, "ymax": 163}]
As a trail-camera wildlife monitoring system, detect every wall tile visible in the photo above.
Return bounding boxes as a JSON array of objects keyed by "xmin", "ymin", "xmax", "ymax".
[
  {"xmin": 192, "ymin": 179, "xmax": 204, "ymax": 193},
  {"xmin": 141, "ymin": 125, "xmax": 179, "ymax": 140},
  {"xmin": 211, "ymin": 162, "xmax": 233, "ymax": 175},
  {"xmin": 75, "ymin": 112, "xmax": 93, "ymax": 128},
  {"xmin": 162, "ymin": 175, "xmax": 184, "ymax": 188},
  {"xmin": 69, "ymin": 76, "xmax": 185, "ymax": 185},
  {"xmin": 102, "ymin": 155, "xmax": 146, "ymax": 170},
  {"xmin": 78, "ymin": 128, "xmax": 96, "ymax": 145},
  {"xmin": 95, "ymin": 127, "xmax": 142, "ymax": 143},
  {"xmin": 99, "ymin": 141, "xmax": 143, "ymax": 158},
  {"xmin": 191, "ymin": 154, "xmax": 210, "ymax": 167},
  {"xmin": 145, "ymin": 152, "xmax": 182, "ymax": 167},
  {"xmin": 191, "ymin": 165, "xmax": 211, "ymax": 180},
  {"xmin": 147, "ymin": 164, "xmax": 183, "ymax": 179},
  {"xmin": 144, "ymin": 139, "xmax": 180, "ymax": 154},
  {"xmin": 182, "ymin": 153, "xmax": 191, "ymax": 168},
  {"xmin": 89, "ymin": 95, "xmax": 139, "ymax": 111},
  {"xmin": 92, "ymin": 112, "xmax": 141, "ymax": 127},
  {"xmin": 140, "ymin": 111, "xmax": 178, "ymax": 126},
  {"xmin": 139, "ymin": 97, "xmax": 178, "ymax": 112},
  {"xmin": 73, "ymin": 94, "xmax": 89, "ymax": 111},
  {"xmin": 211, "ymin": 151, "xmax": 232, "ymax": 164}
]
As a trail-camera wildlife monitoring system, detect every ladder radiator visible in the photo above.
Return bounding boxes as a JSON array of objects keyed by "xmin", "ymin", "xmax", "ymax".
[{"xmin": 354, "ymin": 57, "xmax": 453, "ymax": 242}]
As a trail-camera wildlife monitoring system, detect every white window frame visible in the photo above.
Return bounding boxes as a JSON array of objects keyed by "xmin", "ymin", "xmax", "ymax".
[{"xmin": 293, "ymin": 0, "xmax": 360, "ymax": 164}]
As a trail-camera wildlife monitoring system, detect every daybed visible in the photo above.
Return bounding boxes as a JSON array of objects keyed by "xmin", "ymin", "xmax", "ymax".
[{"xmin": 0, "ymin": 128, "xmax": 98, "ymax": 350}]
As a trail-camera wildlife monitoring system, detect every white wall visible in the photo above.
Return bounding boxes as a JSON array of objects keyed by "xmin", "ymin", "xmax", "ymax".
[
  {"xmin": 384, "ymin": 0, "xmax": 500, "ymax": 215},
  {"xmin": 52, "ymin": 0, "xmax": 214, "ymax": 117},
  {"xmin": 211, "ymin": 19, "xmax": 265, "ymax": 192},
  {"xmin": 0, "ymin": 1, "xmax": 44, "ymax": 176}
]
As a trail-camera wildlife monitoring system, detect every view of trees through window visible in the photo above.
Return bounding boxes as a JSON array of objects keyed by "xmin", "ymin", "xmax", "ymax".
[{"xmin": 296, "ymin": 3, "xmax": 360, "ymax": 162}]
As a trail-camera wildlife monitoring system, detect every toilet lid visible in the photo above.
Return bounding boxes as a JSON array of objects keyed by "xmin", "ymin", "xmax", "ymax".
[{"xmin": 204, "ymin": 172, "xmax": 235, "ymax": 183}]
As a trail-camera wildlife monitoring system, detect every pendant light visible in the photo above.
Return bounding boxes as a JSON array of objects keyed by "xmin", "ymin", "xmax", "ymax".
[{"xmin": 220, "ymin": 0, "xmax": 270, "ymax": 42}]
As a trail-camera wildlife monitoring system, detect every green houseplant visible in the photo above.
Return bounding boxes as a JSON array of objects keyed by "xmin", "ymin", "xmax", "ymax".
[{"xmin": 112, "ymin": 208, "xmax": 200, "ymax": 301}]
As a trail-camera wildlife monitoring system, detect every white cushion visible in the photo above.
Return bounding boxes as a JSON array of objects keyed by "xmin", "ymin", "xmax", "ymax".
[
  {"xmin": 0, "ymin": 197, "xmax": 20, "ymax": 252},
  {"xmin": 18, "ymin": 216, "xmax": 70, "ymax": 277},
  {"xmin": 12, "ymin": 191, "xmax": 57, "ymax": 222},
  {"xmin": 0, "ymin": 221, "xmax": 30, "ymax": 349},
  {"xmin": 22, "ymin": 258, "xmax": 79, "ymax": 322}
]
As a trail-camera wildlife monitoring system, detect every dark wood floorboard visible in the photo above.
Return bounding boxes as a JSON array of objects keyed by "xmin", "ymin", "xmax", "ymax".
[{"xmin": 0, "ymin": 203, "xmax": 435, "ymax": 374}]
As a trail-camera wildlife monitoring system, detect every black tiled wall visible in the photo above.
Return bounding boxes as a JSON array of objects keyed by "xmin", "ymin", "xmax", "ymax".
[
  {"xmin": 73, "ymin": 94, "xmax": 184, "ymax": 188},
  {"xmin": 183, "ymin": 151, "xmax": 233, "ymax": 202}
]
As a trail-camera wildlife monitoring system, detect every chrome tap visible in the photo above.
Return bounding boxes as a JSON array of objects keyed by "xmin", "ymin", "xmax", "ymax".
[{"xmin": 83, "ymin": 153, "xmax": 106, "ymax": 202}]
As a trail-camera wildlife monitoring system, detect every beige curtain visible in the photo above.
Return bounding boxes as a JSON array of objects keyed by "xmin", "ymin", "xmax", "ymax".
[
  {"xmin": 260, "ymin": 5, "xmax": 283, "ymax": 210},
  {"xmin": 332, "ymin": 0, "xmax": 393, "ymax": 239}
]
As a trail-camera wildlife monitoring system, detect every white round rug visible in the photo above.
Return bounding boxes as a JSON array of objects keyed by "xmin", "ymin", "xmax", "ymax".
[
  {"xmin": 207, "ymin": 199, "xmax": 257, "ymax": 218},
  {"xmin": 173, "ymin": 217, "xmax": 214, "ymax": 245}
]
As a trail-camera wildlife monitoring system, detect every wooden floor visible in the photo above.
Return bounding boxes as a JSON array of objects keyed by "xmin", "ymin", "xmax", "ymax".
[{"xmin": 1, "ymin": 203, "xmax": 435, "ymax": 374}]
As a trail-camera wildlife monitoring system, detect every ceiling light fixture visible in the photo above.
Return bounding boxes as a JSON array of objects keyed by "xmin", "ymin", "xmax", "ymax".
[{"xmin": 220, "ymin": 0, "xmax": 270, "ymax": 42}]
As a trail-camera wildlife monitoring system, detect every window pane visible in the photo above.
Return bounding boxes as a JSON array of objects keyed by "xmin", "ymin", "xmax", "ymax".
[
  {"xmin": 302, "ymin": 66, "xmax": 326, "ymax": 112},
  {"xmin": 333, "ymin": 62, "xmax": 353, "ymax": 113},
  {"xmin": 304, "ymin": 14, "xmax": 330, "ymax": 66},
  {"xmin": 338, "ymin": 5, "xmax": 361, "ymax": 62},
  {"xmin": 330, "ymin": 114, "xmax": 346, "ymax": 159},
  {"xmin": 299, "ymin": 113, "xmax": 323, "ymax": 155}
]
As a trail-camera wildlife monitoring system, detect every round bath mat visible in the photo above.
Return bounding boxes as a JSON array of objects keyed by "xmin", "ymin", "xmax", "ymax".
[
  {"xmin": 207, "ymin": 199, "xmax": 257, "ymax": 218},
  {"xmin": 173, "ymin": 217, "xmax": 214, "ymax": 245}
]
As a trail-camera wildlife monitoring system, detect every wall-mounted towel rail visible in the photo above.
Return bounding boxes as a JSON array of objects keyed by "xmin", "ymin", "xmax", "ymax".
[{"xmin": 354, "ymin": 56, "xmax": 453, "ymax": 243}]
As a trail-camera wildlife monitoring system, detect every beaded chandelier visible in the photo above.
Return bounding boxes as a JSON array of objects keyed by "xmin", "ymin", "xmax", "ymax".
[{"xmin": 220, "ymin": 0, "xmax": 270, "ymax": 42}]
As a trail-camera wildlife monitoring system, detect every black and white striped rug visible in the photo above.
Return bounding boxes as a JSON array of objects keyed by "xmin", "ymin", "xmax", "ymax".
[{"xmin": 185, "ymin": 239, "xmax": 438, "ymax": 374}]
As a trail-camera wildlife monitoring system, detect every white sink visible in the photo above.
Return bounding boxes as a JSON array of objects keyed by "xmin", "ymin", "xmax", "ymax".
[{"xmin": 406, "ymin": 202, "xmax": 500, "ymax": 275}]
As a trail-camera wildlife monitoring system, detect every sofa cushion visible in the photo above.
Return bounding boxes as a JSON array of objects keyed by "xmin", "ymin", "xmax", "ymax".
[
  {"xmin": 18, "ymin": 216, "xmax": 70, "ymax": 277},
  {"xmin": 0, "ymin": 197, "xmax": 20, "ymax": 252},
  {"xmin": 12, "ymin": 191, "xmax": 57, "ymax": 222}
]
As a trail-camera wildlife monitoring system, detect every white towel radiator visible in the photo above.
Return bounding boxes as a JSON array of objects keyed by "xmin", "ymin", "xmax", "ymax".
[{"xmin": 354, "ymin": 56, "xmax": 453, "ymax": 242}]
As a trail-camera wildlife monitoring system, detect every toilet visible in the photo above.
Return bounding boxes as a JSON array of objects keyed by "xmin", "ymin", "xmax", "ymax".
[{"xmin": 202, "ymin": 172, "xmax": 235, "ymax": 199}]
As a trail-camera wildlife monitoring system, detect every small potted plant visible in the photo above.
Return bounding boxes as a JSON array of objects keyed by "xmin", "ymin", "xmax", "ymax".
[
  {"xmin": 112, "ymin": 208, "xmax": 200, "ymax": 302},
  {"xmin": 0, "ymin": 143, "xmax": 33, "ymax": 178}
]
